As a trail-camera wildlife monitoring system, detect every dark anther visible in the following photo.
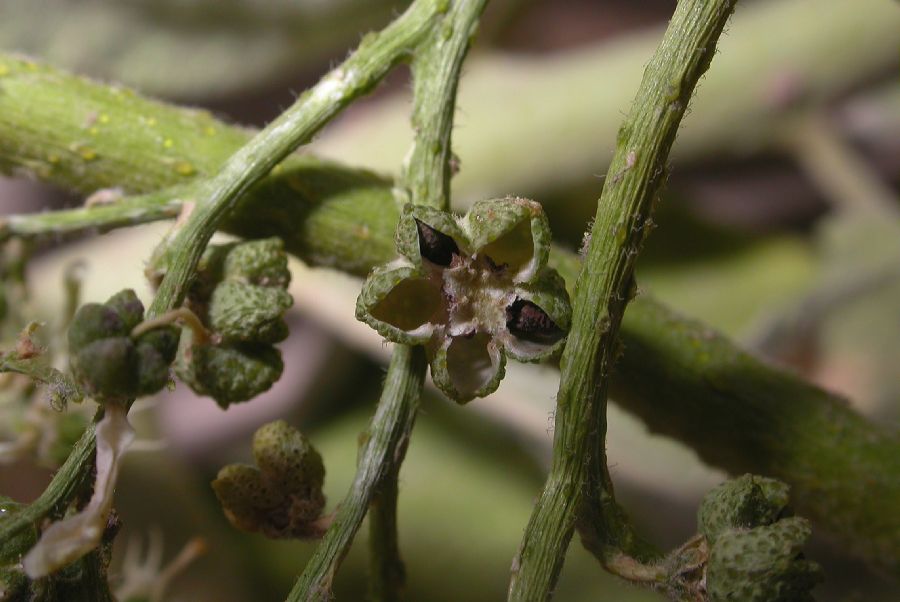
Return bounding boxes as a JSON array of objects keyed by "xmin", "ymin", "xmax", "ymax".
[
  {"xmin": 506, "ymin": 298, "xmax": 563, "ymax": 345},
  {"xmin": 416, "ymin": 218, "xmax": 460, "ymax": 266}
]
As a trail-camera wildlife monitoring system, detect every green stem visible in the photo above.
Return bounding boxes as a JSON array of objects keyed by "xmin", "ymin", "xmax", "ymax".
[
  {"xmin": 291, "ymin": 2, "xmax": 488, "ymax": 599},
  {"xmin": 508, "ymin": 1, "xmax": 738, "ymax": 599},
  {"xmin": 0, "ymin": 423, "xmax": 96, "ymax": 563},
  {"xmin": 0, "ymin": 186, "xmax": 187, "ymax": 241},
  {"xmin": 286, "ymin": 346, "xmax": 426, "ymax": 601},
  {"xmin": 146, "ymin": 0, "xmax": 443, "ymax": 318},
  {"xmin": 367, "ymin": 467, "xmax": 407, "ymax": 602}
]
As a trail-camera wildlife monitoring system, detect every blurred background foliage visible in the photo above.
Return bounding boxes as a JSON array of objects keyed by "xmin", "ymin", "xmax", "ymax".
[{"xmin": 0, "ymin": 0, "xmax": 898, "ymax": 600}]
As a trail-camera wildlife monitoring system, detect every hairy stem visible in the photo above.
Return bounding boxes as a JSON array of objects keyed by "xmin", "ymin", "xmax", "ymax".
[
  {"xmin": 146, "ymin": 0, "xmax": 443, "ymax": 317},
  {"xmin": 286, "ymin": 346, "xmax": 426, "ymax": 601},
  {"xmin": 291, "ymin": 1, "xmax": 488, "ymax": 599},
  {"xmin": 0, "ymin": 422, "xmax": 96, "ymax": 563},
  {"xmin": 368, "ymin": 475, "xmax": 406, "ymax": 602},
  {"xmin": 508, "ymin": 1, "xmax": 738, "ymax": 599}
]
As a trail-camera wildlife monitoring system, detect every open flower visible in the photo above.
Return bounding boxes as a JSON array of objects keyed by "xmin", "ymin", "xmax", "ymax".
[{"xmin": 356, "ymin": 197, "xmax": 571, "ymax": 403}]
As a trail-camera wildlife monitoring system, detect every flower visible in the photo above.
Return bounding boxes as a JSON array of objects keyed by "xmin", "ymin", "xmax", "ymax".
[{"xmin": 356, "ymin": 197, "xmax": 571, "ymax": 403}]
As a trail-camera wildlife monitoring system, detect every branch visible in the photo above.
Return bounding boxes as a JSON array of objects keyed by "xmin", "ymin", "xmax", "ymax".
[
  {"xmin": 0, "ymin": 422, "xmax": 97, "ymax": 563},
  {"xmin": 145, "ymin": 0, "xmax": 443, "ymax": 317},
  {"xmin": 508, "ymin": 1, "xmax": 738, "ymax": 599},
  {"xmin": 287, "ymin": 346, "xmax": 426, "ymax": 600},
  {"xmin": 1, "ymin": 45, "xmax": 897, "ymax": 574},
  {"xmin": 289, "ymin": 2, "xmax": 488, "ymax": 599}
]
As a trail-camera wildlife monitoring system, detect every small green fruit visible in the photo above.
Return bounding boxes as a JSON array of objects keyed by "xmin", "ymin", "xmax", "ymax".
[
  {"xmin": 223, "ymin": 238, "xmax": 291, "ymax": 288},
  {"xmin": 176, "ymin": 332, "xmax": 283, "ymax": 408},
  {"xmin": 706, "ymin": 517, "xmax": 822, "ymax": 602},
  {"xmin": 71, "ymin": 337, "xmax": 138, "ymax": 402},
  {"xmin": 67, "ymin": 303, "xmax": 127, "ymax": 352},
  {"xmin": 104, "ymin": 289, "xmax": 145, "ymax": 332},
  {"xmin": 698, "ymin": 474, "xmax": 790, "ymax": 542}
]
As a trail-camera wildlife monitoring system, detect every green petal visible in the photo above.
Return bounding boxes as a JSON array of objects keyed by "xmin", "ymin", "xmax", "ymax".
[
  {"xmin": 430, "ymin": 333, "xmax": 506, "ymax": 403},
  {"xmin": 395, "ymin": 204, "xmax": 469, "ymax": 266},
  {"xmin": 356, "ymin": 262, "xmax": 445, "ymax": 345},
  {"xmin": 464, "ymin": 197, "xmax": 550, "ymax": 282}
]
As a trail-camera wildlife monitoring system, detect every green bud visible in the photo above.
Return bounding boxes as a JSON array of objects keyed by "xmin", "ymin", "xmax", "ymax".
[
  {"xmin": 134, "ymin": 343, "xmax": 171, "ymax": 397},
  {"xmin": 134, "ymin": 326, "xmax": 180, "ymax": 365},
  {"xmin": 207, "ymin": 281, "xmax": 292, "ymax": 344},
  {"xmin": 175, "ymin": 331, "xmax": 284, "ymax": 408},
  {"xmin": 222, "ymin": 238, "xmax": 291, "ymax": 288},
  {"xmin": 104, "ymin": 289, "xmax": 145, "ymax": 332},
  {"xmin": 212, "ymin": 421, "xmax": 325, "ymax": 539},
  {"xmin": 699, "ymin": 474, "xmax": 790, "ymax": 542},
  {"xmin": 71, "ymin": 337, "xmax": 138, "ymax": 402},
  {"xmin": 211, "ymin": 463, "xmax": 284, "ymax": 534},
  {"xmin": 707, "ymin": 517, "xmax": 822, "ymax": 602},
  {"xmin": 67, "ymin": 303, "xmax": 127, "ymax": 352},
  {"xmin": 253, "ymin": 420, "xmax": 325, "ymax": 499}
]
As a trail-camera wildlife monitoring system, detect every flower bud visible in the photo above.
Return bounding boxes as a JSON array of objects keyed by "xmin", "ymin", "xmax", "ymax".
[
  {"xmin": 71, "ymin": 338, "xmax": 139, "ymax": 402},
  {"xmin": 212, "ymin": 421, "xmax": 325, "ymax": 539},
  {"xmin": 222, "ymin": 238, "xmax": 291, "ymax": 288},
  {"xmin": 67, "ymin": 303, "xmax": 127, "ymax": 352},
  {"xmin": 698, "ymin": 473, "xmax": 790, "ymax": 542},
  {"xmin": 207, "ymin": 281, "xmax": 292, "ymax": 344},
  {"xmin": 104, "ymin": 289, "xmax": 145, "ymax": 332},
  {"xmin": 68, "ymin": 291, "xmax": 179, "ymax": 402},
  {"xmin": 175, "ymin": 331, "xmax": 283, "ymax": 408},
  {"xmin": 706, "ymin": 517, "xmax": 822, "ymax": 601}
]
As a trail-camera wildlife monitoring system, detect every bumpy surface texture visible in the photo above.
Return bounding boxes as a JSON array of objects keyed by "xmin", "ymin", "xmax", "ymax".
[
  {"xmin": 175, "ymin": 238, "xmax": 292, "ymax": 407},
  {"xmin": 212, "ymin": 420, "xmax": 326, "ymax": 539}
]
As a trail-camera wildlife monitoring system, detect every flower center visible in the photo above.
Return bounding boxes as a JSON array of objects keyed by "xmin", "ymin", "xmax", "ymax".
[{"xmin": 440, "ymin": 253, "xmax": 514, "ymax": 338}]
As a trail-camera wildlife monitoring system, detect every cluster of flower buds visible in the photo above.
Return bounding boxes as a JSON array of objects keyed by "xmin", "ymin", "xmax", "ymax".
[
  {"xmin": 698, "ymin": 475, "xmax": 822, "ymax": 601},
  {"xmin": 174, "ymin": 238, "xmax": 293, "ymax": 408},
  {"xmin": 356, "ymin": 197, "xmax": 571, "ymax": 403},
  {"xmin": 68, "ymin": 290, "xmax": 178, "ymax": 403},
  {"xmin": 212, "ymin": 420, "xmax": 326, "ymax": 539}
]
